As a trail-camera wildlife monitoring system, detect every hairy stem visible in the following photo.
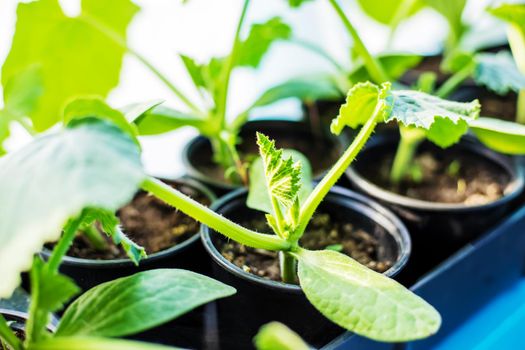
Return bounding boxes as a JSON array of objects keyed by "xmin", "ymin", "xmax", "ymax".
[
  {"xmin": 517, "ymin": 90, "xmax": 525, "ymax": 124},
  {"xmin": 280, "ymin": 252, "xmax": 297, "ymax": 284},
  {"xmin": 435, "ymin": 62, "xmax": 474, "ymax": 98},
  {"xmin": 294, "ymin": 105, "xmax": 381, "ymax": 239},
  {"xmin": 0, "ymin": 315, "xmax": 22, "ymax": 350},
  {"xmin": 389, "ymin": 126, "xmax": 426, "ymax": 184},
  {"xmin": 327, "ymin": 0, "xmax": 389, "ymax": 84},
  {"xmin": 47, "ymin": 213, "xmax": 86, "ymax": 274},
  {"xmin": 141, "ymin": 177, "xmax": 291, "ymax": 251},
  {"xmin": 81, "ymin": 15, "xmax": 203, "ymax": 116}
]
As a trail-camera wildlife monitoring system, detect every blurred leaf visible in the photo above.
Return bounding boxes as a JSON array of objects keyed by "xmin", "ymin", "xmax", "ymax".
[
  {"xmin": 470, "ymin": 117, "xmax": 525, "ymax": 154},
  {"xmin": 287, "ymin": 0, "xmax": 314, "ymax": 8},
  {"xmin": 349, "ymin": 53, "xmax": 422, "ymax": 84},
  {"xmin": 489, "ymin": 4, "xmax": 525, "ymax": 31},
  {"xmin": 1, "ymin": 0, "xmax": 139, "ymax": 131},
  {"xmin": 134, "ymin": 106, "xmax": 208, "ymax": 135},
  {"xmin": 56, "ymin": 269, "xmax": 235, "ymax": 337},
  {"xmin": 296, "ymin": 249, "xmax": 441, "ymax": 341},
  {"xmin": 4, "ymin": 65, "xmax": 44, "ymax": 117},
  {"xmin": 28, "ymin": 337, "xmax": 181, "ymax": 350},
  {"xmin": 422, "ymin": 0, "xmax": 467, "ymax": 47},
  {"xmin": 122, "ymin": 100, "xmax": 164, "ymax": 123},
  {"xmin": 356, "ymin": 0, "xmax": 423, "ymax": 26},
  {"xmin": 473, "ymin": 51, "xmax": 525, "ymax": 95},
  {"xmin": 254, "ymin": 322, "xmax": 309, "ymax": 350},
  {"xmin": 0, "ymin": 120, "xmax": 144, "ymax": 298}
]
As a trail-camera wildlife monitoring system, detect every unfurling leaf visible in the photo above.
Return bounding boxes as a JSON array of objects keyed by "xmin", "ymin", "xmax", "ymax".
[
  {"xmin": 56, "ymin": 269, "xmax": 236, "ymax": 337},
  {"xmin": 256, "ymin": 133, "xmax": 302, "ymax": 210},
  {"xmin": 296, "ymin": 249, "xmax": 441, "ymax": 342},
  {"xmin": 254, "ymin": 322, "xmax": 309, "ymax": 350},
  {"xmin": 473, "ymin": 52, "xmax": 525, "ymax": 95},
  {"xmin": 0, "ymin": 120, "xmax": 145, "ymax": 298},
  {"xmin": 330, "ymin": 82, "xmax": 391, "ymax": 135}
]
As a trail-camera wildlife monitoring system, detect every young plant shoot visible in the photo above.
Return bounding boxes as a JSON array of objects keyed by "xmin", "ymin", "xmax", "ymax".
[{"xmin": 0, "ymin": 119, "xmax": 235, "ymax": 350}]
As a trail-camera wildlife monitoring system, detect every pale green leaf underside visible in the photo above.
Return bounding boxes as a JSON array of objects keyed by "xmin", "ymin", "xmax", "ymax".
[
  {"xmin": 27, "ymin": 337, "xmax": 181, "ymax": 350},
  {"xmin": 56, "ymin": 269, "xmax": 235, "ymax": 337},
  {"xmin": 254, "ymin": 322, "xmax": 309, "ymax": 350},
  {"xmin": 469, "ymin": 117, "xmax": 525, "ymax": 155},
  {"xmin": 297, "ymin": 249, "xmax": 441, "ymax": 342},
  {"xmin": 248, "ymin": 149, "xmax": 312, "ymax": 215},
  {"xmin": 474, "ymin": 52, "xmax": 525, "ymax": 95},
  {"xmin": 0, "ymin": 120, "xmax": 144, "ymax": 298}
]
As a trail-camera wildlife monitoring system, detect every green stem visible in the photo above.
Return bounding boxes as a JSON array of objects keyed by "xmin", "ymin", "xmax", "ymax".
[
  {"xmin": 389, "ymin": 126, "xmax": 426, "ymax": 184},
  {"xmin": 0, "ymin": 315, "xmax": 22, "ymax": 350},
  {"xmin": 270, "ymin": 197, "xmax": 286, "ymax": 238},
  {"xmin": 217, "ymin": 0, "xmax": 250, "ymax": 129},
  {"xmin": 517, "ymin": 90, "xmax": 525, "ymax": 124},
  {"xmin": 294, "ymin": 104, "xmax": 381, "ymax": 238},
  {"xmin": 279, "ymin": 252, "xmax": 297, "ymax": 284},
  {"xmin": 47, "ymin": 214, "xmax": 86, "ymax": 274},
  {"xmin": 435, "ymin": 62, "xmax": 474, "ymax": 99},
  {"xmin": 328, "ymin": 0, "xmax": 389, "ymax": 84},
  {"xmin": 141, "ymin": 177, "xmax": 291, "ymax": 251},
  {"xmin": 83, "ymin": 224, "xmax": 107, "ymax": 251},
  {"xmin": 81, "ymin": 15, "xmax": 203, "ymax": 116},
  {"xmin": 290, "ymin": 38, "xmax": 347, "ymax": 74}
]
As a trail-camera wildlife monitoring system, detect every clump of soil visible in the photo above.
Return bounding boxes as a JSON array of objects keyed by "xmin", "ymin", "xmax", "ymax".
[
  {"xmin": 219, "ymin": 213, "xmax": 393, "ymax": 282},
  {"xmin": 360, "ymin": 150, "xmax": 510, "ymax": 205},
  {"xmin": 193, "ymin": 131, "xmax": 342, "ymax": 185},
  {"xmin": 61, "ymin": 182, "xmax": 210, "ymax": 260}
]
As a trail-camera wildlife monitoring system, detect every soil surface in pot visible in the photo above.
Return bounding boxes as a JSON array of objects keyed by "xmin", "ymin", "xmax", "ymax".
[
  {"xmin": 50, "ymin": 183, "xmax": 210, "ymax": 260},
  {"xmin": 219, "ymin": 212, "xmax": 393, "ymax": 282},
  {"xmin": 194, "ymin": 134, "xmax": 341, "ymax": 185},
  {"xmin": 359, "ymin": 149, "xmax": 511, "ymax": 205}
]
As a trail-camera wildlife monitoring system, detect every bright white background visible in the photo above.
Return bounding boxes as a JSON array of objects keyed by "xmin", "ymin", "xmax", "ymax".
[{"xmin": 0, "ymin": 0, "xmax": 504, "ymax": 177}]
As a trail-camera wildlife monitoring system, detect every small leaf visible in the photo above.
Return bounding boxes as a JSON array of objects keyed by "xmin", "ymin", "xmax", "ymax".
[
  {"xmin": 330, "ymin": 82, "xmax": 391, "ymax": 135},
  {"xmin": 426, "ymin": 117, "xmax": 469, "ymax": 148},
  {"xmin": 0, "ymin": 120, "xmax": 145, "ymax": 298},
  {"xmin": 254, "ymin": 322, "xmax": 309, "ymax": 350},
  {"xmin": 134, "ymin": 106, "xmax": 207, "ymax": 135},
  {"xmin": 56, "ymin": 269, "xmax": 236, "ymax": 337},
  {"xmin": 469, "ymin": 117, "xmax": 525, "ymax": 155},
  {"xmin": 254, "ymin": 133, "xmax": 304, "ymax": 211},
  {"xmin": 356, "ymin": 0, "xmax": 423, "ymax": 26},
  {"xmin": 121, "ymin": 100, "xmax": 164, "ymax": 123},
  {"xmin": 473, "ymin": 51, "xmax": 525, "ymax": 95},
  {"xmin": 236, "ymin": 17, "xmax": 291, "ymax": 68},
  {"xmin": 248, "ymin": 149, "xmax": 312, "ymax": 215},
  {"xmin": 349, "ymin": 54, "xmax": 422, "ymax": 83},
  {"xmin": 296, "ymin": 249, "xmax": 441, "ymax": 342},
  {"xmin": 27, "ymin": 336, "xmax": 181, "ymax": 350},
  {"xmin": 287, "ymin": 0, "xmax": 313, "ymax": 8}
]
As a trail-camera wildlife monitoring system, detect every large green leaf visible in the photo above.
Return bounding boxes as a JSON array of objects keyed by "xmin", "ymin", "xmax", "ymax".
[
  {"xmin": 356, "ymin": 0, "xmax": 423, "ymax": 26},
  {"xmin": 349, "ymin": 54, "xmax": 422, "ymax": 84},
  {"xmin": 28, "ymin": 337, "xmax": 180, "ymax": 350},
  {"xmin": 1, "ymin": 0, "xmax": 139, "ymax": 131},
  {"xmin": 469, "ymin": 117, "xmax": 525, "ymax": 155},
  {"xmin": 248, "ymin": 149, "xmax": 312, "ymax": 215},
  {"xmin": 254, "ymin": 322, "xmax": 309, "ymax": 350},
  {"xmin": 296, "ymin": 249, "xmax": 441, "ymax": 341},
  {"xmin": 473, "ymin": 52, "xmax": 525, "ymax": 95},
  {"xmin": 0, "ymin": 120, "xmax": 144, "ymax": 298},
  {"xmin": 56, "ymin": 269, "xmax": 235, "ymax": 337}
]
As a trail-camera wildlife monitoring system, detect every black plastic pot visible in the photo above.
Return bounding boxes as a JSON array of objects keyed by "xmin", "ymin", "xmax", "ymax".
[
  {"xmin": 183, "ymin": 119, "xmax": 348, "ymax": 195},
  {"xmin": 201, "ymin": 186, "xmax": 411, "ymax": 349},
  {"xmin": 0, "ymin": 308, "xmax": 57, "ymax": 341},
  {"xmin": 346, "ymin": 132, "xmax": 524, "ymax": 284}
]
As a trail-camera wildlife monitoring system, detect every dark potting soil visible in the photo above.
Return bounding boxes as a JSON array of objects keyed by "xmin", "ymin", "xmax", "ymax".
[
  {"xmin": 360, "ymin": 149, "xmax": 510, "ymax": 205},
  {"xmin": 194, "ymin": 134, "xmax": 341, "ymax": 185},
  {"xmin": 479, "ymin": 93, "xmax": 517, "ymax": 122},
  {"xmin": 219, "ymin": 213, "xmax": 393, "ymax": 282},
  {"xmin": 400, "ymin": 55, "xmax": 448, "ymax": 86},
  {"xmin": 56, "ymin": 183, "xmax": 210, "ymax": 260}
]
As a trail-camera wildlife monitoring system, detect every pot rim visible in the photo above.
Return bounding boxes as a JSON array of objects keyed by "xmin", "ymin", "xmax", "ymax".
[
  {"xmin": 40, "ymin": 177, "xmax": 216, "ymax": 268},
  {"xmin": 201, "ymin": 186, "xmax": 411, "ymax": 294},
  {"xmin": 182, "ymin": 118, "xmax": 346, "ymax": 190},
  {"xmin": 0, "ymin": 309, "xmax": 57, "ymax": 333},
  {"xmin": 346, "ymin": 134, "xmax": 525, "ymax": 212}
]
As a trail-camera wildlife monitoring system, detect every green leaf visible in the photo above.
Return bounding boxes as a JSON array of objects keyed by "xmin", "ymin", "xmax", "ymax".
[
  {"xmin": 422, "ymin": 0, "xmax": 467, "ymax": 46},
  {"xmin": 469, "ymin": 117, "xmax": 525, "ymax": 155},
  {"xmin": 134, "ymin": 106, "xmax": 207, "ymax": 135},
  {"xmin": 330, "ymin": 82, "xmax": 392, "ymax": 135},
  {"xmin": 63, "ymin": 97, "xmax": 139, "ymax": 143},
  {"xmin": 28, "ymin": 337, "xmax": 181, "ymax": 350},
  {"xmin": 180, "ymin": 54, "xmax": 207, "ymax": 89},
  {"xmin": 248, "ymin": 149, "xmax": 312, "ymax": 215},
  {"xmin": 489, "ymin": 4, "xmax": 525, "ymax": 74},
  {"xmin": 349, "ymin": 54, "xmax": 422, "ymax": 84},
  {"xmin": 1, "ymin": 0, "xmax": 139, "ymax": 131},
  {"xmin": 56, "ymin": 269, "xmax": 235, "ymax": 337},
  {"xmin": 489, "ymin": 4, "xmax": 525, "ymax": 32},
  {"xmin": 236, "ymin": 17, "xmax": 291, "ymax": 68},
  {"xmin": 255, "ymin": 133, "xmax": 304, "ymax": 211},
  {"xmin": 0, "ymin": 111, "xmax": 12, "ymax": 156},
  {"xmin": 3, "ymin": 65, "xmax": 44, "ymax": 117},
  {"xmin": 287, "ymin": 0, "xmax": 313, "ymax": 8},
  {"xmin": 296, "ymin": 249, "xmax": 441, "ymax": 342},
  {"xmin": 252, "ymin": 76, "xmax": 342, "ymax": 108},
  {"xmin": 473, "ymin": 52, "xmax": 525, "ymax": 95},
  {"xmin": 426, "ymin": 117, "xmax": 469, "ymax": 148},
  {"xmin": 0, "ymin": 120, "xmax": 145, "ymax": 298},
  {"xmin": 254, "ymin": 322, "xmax": 309, "ymax": 350},
  {"xmin": 121, "ymin": 100, "xmax": 164, "ymax": 123},
  {"xmin": 356, "ymin": 0, "xmax": 423, "ymax": 26}
]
